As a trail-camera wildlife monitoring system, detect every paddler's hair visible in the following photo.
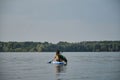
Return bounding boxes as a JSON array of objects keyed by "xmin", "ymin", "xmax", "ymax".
[{"xmin": 56, "ymin": 50, "xmax": 60, "ymax": 54}]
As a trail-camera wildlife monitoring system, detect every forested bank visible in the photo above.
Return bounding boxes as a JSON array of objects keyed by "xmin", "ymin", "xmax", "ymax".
[{"xmin": 0, "ymin": 41, "xmax": 120, "ymax": 52}]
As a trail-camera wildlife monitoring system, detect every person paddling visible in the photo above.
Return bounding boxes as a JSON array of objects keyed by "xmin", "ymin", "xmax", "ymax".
[{"xmin": 53, "ymin": 50, "xmax": 67, "ymax": 64}]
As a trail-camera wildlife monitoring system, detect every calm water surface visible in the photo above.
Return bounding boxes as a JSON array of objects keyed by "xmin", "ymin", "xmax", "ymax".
[{"xmin": 0, "ymin": 52, "xmax": 120, "ymax": 80}]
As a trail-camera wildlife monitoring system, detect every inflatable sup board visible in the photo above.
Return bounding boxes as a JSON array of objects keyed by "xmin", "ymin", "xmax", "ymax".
[{"xmin": 52, "ymin": 61, "xmax": 64, "ymax": 64}]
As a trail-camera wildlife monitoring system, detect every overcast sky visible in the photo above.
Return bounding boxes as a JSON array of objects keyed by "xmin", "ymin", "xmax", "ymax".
[{"xmin": 0, "ymin": 0, "xmax": 120, "ymax": 43}]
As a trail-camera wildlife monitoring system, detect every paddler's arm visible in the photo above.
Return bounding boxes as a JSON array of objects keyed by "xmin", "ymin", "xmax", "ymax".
[{"xmin": 53, "ymin": 55, "xmax": 57, "ymax": 61}]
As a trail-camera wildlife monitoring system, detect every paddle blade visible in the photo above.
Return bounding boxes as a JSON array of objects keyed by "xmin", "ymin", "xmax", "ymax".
[{"xmin": 48, "ymin": 60, "xmax": 52, "ymax": 63}]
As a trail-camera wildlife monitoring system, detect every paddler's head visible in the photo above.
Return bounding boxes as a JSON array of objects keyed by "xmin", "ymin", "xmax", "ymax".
[{"xmin": 56, "ymin": 50, "xmax": 60, "ymax": 55}]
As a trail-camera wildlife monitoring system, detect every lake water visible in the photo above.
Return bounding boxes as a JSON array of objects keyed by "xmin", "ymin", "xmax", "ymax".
[{"xmin": 0, "ymin": 52, "xmax": 120, "ymax": 80}]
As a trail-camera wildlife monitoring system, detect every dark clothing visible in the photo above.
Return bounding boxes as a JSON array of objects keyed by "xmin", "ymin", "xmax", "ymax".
[{"xmin": 58, "ymin": 54, "xmax": 67, "ymax": 63}]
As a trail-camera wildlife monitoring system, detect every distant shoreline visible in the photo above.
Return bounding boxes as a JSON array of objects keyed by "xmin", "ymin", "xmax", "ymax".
[{"xmin": 0, "ymin": 41, "xmax": 120, "ymax": 52}]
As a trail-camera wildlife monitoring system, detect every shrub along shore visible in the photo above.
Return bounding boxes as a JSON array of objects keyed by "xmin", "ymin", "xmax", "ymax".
[{"xmin": 0, "ymin": 41, "xmax": 120, "ymax": 52}]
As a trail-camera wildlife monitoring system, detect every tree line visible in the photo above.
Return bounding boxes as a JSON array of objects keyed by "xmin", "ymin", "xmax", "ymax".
[{"xmin": 0, "ymin": 41, "xmax": 120, "ymax": 52}]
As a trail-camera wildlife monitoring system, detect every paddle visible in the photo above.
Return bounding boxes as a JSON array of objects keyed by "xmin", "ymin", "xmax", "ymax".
[{"xmin": 48, "ymin": 59, "xmax": 53, "ymax": 63}]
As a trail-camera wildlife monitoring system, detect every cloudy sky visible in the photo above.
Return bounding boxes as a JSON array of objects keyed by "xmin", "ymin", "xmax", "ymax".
[{"xmin": 0, "ymin": 0, "xmax": 120, "ymax": 43}]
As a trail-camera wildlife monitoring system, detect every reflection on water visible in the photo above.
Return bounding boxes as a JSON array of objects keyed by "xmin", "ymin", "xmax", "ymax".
[
  {"xmin": 55, "ymin": 64, "xmax": 66, "ymax": 73},
  {"xmin": 55, "ymin": 64, "xmax": 67, "ymax": 80}
]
